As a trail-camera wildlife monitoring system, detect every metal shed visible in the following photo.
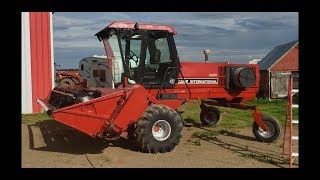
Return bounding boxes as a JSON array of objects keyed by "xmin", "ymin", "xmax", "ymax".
[{"xmin": 258, "ymin": 40, "xmax": 299, "ymax": 99}]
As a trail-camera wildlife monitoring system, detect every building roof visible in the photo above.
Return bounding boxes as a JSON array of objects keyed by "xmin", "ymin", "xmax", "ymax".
[
  {"xmin": 258, "ymin": 40, "xmax": 298, "ymax": 70},
  {"xmin": 80, "ymin": 56, "xmax": 106, "ymax": 62}
]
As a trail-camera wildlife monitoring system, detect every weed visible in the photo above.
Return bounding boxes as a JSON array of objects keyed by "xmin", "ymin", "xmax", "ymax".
[
  {"xmin": 217, "ymin": 129, "xmax": 237, "ymax": 135},
  {"xmin": 193, "ymin": 130, "xmax": 219, "ymax": 139},
  {"xmin": 193, "ymin": 139, "xmax": 201, "ymax": 146},
  {"xmin": 241, "ymin": 153, "xmax": 276, "ymax": 164}
]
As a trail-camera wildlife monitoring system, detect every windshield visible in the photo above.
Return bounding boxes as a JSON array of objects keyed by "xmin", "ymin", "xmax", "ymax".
[
  {"xmin": 106, "ymin": 34, "xmax": 123, "ymax": 84},
  {"xmin": 102, "ymin": 30, "xmax": 172, "ymax": 86}
]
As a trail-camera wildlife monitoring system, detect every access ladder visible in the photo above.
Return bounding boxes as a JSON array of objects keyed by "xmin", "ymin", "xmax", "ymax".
[{"xmin": 282, "ymin": 74, "xmax": 299, "ymax": 168}]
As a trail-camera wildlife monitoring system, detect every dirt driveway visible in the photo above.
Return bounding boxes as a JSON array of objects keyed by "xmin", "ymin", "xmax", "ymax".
[{"xmin": 21, "ymin": 121, "xmax": 297, "ymax": 168}]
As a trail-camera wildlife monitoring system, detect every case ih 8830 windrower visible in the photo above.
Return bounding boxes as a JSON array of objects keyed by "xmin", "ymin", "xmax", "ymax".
[{"xmin": 37, "ymin": 21, "xmax": 281, "ymax": 153}]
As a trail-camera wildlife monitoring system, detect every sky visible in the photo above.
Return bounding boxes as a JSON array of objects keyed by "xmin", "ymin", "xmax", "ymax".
[{"xmin": 53, "ymin": 12, "xmax": 298, "ymax": 69}]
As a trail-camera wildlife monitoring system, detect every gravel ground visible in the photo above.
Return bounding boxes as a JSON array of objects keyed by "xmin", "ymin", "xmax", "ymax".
[{"xmin": 21, "ymin": 122, "xmax": 298, "ymax": 168}]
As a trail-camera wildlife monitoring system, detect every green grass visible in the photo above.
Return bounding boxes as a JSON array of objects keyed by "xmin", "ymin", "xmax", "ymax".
[
  {"xmin": 217, "ymin": 129, "xmax": 238, "ymax": 135},
  {"xmin": 192, "ymin": 139, "xmax": 202, "ymax": 146},
  {"xmin": 193, "ymin": 130, "xmax": 219, "ymax": 139},
  {"xmin": 240, "ymin": 153, "xmax": 277, "ymax": 164},
  {"xmin": 193, "ymin": 129, "xmax": 238, "ymax": 140},
  {"xmin": 181, "ymin": 98, "xmax": 299, "ymax": 129},
  {"xmin": 22, "ymin": 113, "xmax": 53, "ymax": 124},
  {"xmin": 22, "ymin": 98, "xmax": 298, "ymax": 129}
]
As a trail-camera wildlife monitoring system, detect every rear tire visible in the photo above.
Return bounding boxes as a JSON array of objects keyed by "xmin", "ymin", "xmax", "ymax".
[
  {"xmin": 60, "ymin": 78, "xmax": 74, "ymax": 87},
  {"xmin": 200, "ymin": 106, "xmax": 221, "ymax": 126},
  {"xmin": 127, "ymin": 124, "xmax": 135, "ymax": 141},
  {"xmin": 252, "ymin": 116, "xmax": 281, "ymax": 143},
  {"xmin": 133, "ymin": 104, "xmax": 183, "ymax": 153}
]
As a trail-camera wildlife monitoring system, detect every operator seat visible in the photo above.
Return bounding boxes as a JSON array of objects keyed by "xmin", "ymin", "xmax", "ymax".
[{"xmin": 155, "ymin": 49, "xmax": 161, "ymax": 62}]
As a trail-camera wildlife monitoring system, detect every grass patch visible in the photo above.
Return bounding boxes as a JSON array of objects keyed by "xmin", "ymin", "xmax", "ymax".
[
  {"xmin": 241, "ymin": 153, "xmax": 276, "ymax": 164},
  {"xmin": 193, "ymin": 129, "xmax": 239, "ymax": 140},
  {"xmin": 22, "ymin": 98, "xmax": 299, "ymax": 129},
  {"xmin": 187, "ymin": 138, "xmax": 202, "ymax": 146},
  {"xmin": 22, "ymin": 113, "xmax": 53, "ymax": 124},
  {"xmin": 217, "ymin": 129, "xmax": 238, "ymax": 135},
  {"xmin": 193, "ymin": 130, "xmax": 219, "ymax": 139},
  {"xmin": 181, "ymin": 98, "xmax": 298, "ymax": 129},
  {"xmin": 192, "ymin": 139, "xmax": 201, "ymax": 146}
]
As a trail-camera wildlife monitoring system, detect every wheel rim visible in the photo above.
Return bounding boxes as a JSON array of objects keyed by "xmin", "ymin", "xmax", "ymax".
[
  {"xmin": 204, "ymin": 112, "xmax": 217, "ymax": 124},
  {"xmin": 152, "ymin": 120, "xmax": 171, "ymax": 141},
  {"xmin": 257, "ymin": 121, "xmax": 275, "ymax": 138}
]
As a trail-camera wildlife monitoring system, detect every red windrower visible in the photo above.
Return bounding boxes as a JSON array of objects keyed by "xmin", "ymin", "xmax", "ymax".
[{"xmin": 37, "ymin": 21, "xmax": 282, "ymax": 153}]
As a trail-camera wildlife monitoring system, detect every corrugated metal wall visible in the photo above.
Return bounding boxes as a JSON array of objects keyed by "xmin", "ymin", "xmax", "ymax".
[
  {"xmin": 22, "ymin": 12, "xmax": 33, "ymax": 113},
  {"xmin": 29, "ymin": 12, "xmax": 53, "ymax": 113},
  {"xmin": 49, "ymin": 13, "xmax": 55, "ymax": 90}
]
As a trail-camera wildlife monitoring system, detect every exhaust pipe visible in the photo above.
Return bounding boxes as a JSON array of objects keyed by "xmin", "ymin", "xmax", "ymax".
[{"xmin": 203, "ymin": 49, "xmax": 212, "ymax": 63}]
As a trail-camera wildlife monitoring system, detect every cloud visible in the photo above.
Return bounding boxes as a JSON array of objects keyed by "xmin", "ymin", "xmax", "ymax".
[
  {"xmin": 235, "ymin": 13, "xmax": 298, "ymax": 30},
  {"xmin": 53, "ymin": 12, "xmax": 298, "ymax": 68}
]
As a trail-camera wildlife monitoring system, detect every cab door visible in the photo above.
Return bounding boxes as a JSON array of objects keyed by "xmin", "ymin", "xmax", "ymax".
[{"xmin": 141, "ymin": 31, "xmax": 179, "ymax": 91}]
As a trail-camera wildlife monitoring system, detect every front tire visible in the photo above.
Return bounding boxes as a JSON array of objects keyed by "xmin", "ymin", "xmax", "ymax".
[
  {"xmin": 133, "ymin": 104, "xmax": 183, "ymax": 153},
  {"xmin": 252, "ymin": 116, "xmax": 281, "ymax": 143},
  {"xmin": 200, "ymin": 106, "xmax": 221, "ymax": 126}
]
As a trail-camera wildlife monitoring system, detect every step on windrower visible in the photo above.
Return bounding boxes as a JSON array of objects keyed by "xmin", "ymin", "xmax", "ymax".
[{"xmin": 282, "ymin": 74, "xmax": 299, "ymax": 168}]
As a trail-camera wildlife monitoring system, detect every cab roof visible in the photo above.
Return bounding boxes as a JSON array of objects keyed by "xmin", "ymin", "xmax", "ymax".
[{"xmin": 95, "ymin": 21, "xmax": 177, "ymax": 37}]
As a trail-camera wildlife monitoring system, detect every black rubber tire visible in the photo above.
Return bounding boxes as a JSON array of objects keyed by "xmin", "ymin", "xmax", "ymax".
[
  {"xmin": 60, "ymin": 78, "xmax": 74, "ymax": 87},
  {"xmin": 252, "ymin": 116, "xmax": 281, "ymax": 143},
  {"xmin": 133, "ymin": 104, "xmax": 183, "ymax": 153},
  {"xmin": 200, "ymin": 106, "xmax": 221, "ymax": 126},
  {"xmin": 71, "ymin": 77, "xmax": 80, "ymax": 83},
  {"xmin": 127, "ymin": 124, "xmax": 135, "ymax": 141}
]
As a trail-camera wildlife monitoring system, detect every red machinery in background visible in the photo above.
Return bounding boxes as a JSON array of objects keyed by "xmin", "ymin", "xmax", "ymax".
[
  {"xmin": 37, "ymin": 21, "xmax": 281, "ymax": 153},
  {"xmin": 55, "ymin": 70, "xmax": 83, "ymax": 87}
]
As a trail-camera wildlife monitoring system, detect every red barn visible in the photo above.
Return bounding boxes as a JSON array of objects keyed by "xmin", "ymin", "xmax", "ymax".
[
  {"xmin": 22, "ymin": 12, "xmax": 54, "ymax": 113},
  {"xmin": 258, "ymin": 40, "xmax": 299, "ymax": 99}
]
